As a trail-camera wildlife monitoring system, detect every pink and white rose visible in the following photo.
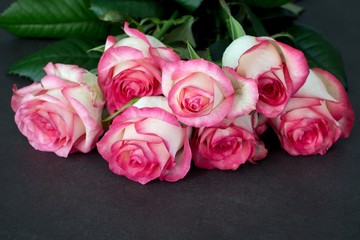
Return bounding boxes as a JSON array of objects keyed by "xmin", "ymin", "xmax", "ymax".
[
  {"xmin": 222, "ymin": 35, "xmax": 309, "ymax": 118},
  {"xmin": 98, "ymin": 22, "xmax": 180, "ymax": 114},
  {"xmin": 11, "ymin": 63, "xmax": 104, "ymax": 157},
  {"xmin": 270, "ymin": 68, "xmax": 354, "ymax": 156},
  {"xmin": 96, "ymin": 96, "xmax": 192, "ymax": 184},
  {"xmin": 162, "ymin": 59, "xmax": 235, "ymax": 127},
  {"xmin": 192, "ymin": 114, "xmax": 268, "ymax": 170}
]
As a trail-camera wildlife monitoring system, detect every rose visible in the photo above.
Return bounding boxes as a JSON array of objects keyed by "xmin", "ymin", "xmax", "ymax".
[
  {"xmin": 223, "ymin": 67, "xmax": 258, "ymax": 118},
  {"xmin": 97, "ymin": 22, "xmax": 180, "ymax": 114},
  {"xmin": 192, "ymin": 114, "xmax": 268, "ymax": 170},
  {"xmin": 96, "ymin": 96, "xmax": 192, "ymax": 184},
  {"xmin": 11, "ymin": 63, "xmax": 104, "ymax": 157},
  {"xmin": 222, "ymin": 35, "xmax": 309, "ymax": 118},
  {"xmin": 270, "ymin": 68, "xmax": 354, "ymax": 156},
  {"xmin": 162, "ymin": 59, "xmax": 237, "ymax": 127}
]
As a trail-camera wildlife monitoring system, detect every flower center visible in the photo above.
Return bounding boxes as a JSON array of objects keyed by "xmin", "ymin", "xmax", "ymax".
[
  {"xmin": 258, "ymin": 76, "xmax": 287, "ymax": 105},
  {"xmin": 111, "ymin": 66, "xmax": 159, "ymax": 101},
  {"xmin": 179, "ymin": 86, "xmax": 214, "ymax": 114}
]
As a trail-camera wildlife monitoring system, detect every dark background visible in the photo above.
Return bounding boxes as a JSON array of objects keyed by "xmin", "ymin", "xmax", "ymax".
[{"xmin": 1, "ymin": 0, "xmax": 359, "ymax": 239}]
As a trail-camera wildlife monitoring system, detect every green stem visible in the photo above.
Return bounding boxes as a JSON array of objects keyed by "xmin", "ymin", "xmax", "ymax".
[
  {"xmin": 153, "ymin": 11, "xmax": 179, "ymax": 40},
  {"xmin": 102, "ymin": 97, "xmax": 140, "ymax": 122},
  {"xmin": 271, "ymin": 32, "xmax": 296, "ymax": 42}
]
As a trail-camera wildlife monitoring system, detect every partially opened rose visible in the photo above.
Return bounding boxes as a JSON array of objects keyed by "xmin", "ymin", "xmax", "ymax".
[
  {"xmin": 11, "ymin": 63, "xmax": 104, "ymax": 157},
  {"xmin": 98, "ymin": 22, "xmax": 180, "ymax": 114},
  {"xmin": 270, "ymin": 68, "xmax": 354, "ymax": 156},
  {"xmin": 162, "ymin": 59, "xmax": 235, "ymax": 127},
  {"xmin": 222, "ymin": 35, "xmax": 309, "ymax": 118},
  {"xmin": 96, "ymin": 96, "xmax": 192, "ymax": 184},
  {"xmin": 192, "ymin": 114, "xmax": 268, "ymax": 170}
]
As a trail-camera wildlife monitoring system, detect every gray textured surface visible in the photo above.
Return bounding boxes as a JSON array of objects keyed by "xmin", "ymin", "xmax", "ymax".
[{"xmin": 0, "ymin": 0, "xmax": 359, "ymax": 239}]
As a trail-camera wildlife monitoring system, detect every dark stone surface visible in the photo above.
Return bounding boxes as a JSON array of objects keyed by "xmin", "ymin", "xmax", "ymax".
[{"xmin": 1, "ymin": 0, "xmax": 359, "ymax": 239}]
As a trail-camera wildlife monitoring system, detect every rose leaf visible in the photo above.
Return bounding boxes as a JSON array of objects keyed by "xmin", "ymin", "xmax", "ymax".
[
  {"xmin": 8, "ymin": 38, "xmax": 102, "ymax": 82},
  {"xmin": 287, "ymin": 24, "xmax": 348, "ymax": 89},
  {"xmin": 0, "ymin": 0, "xmax": 109, "ymax": 38}
]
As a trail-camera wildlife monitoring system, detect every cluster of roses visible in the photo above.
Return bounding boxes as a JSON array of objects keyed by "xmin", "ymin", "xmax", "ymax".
[{"xmin": 11, "ymin": 23, "xmax": 354, "ymax": 184}]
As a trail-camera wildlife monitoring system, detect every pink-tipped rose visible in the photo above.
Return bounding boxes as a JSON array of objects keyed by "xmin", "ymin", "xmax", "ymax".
[
  {"xmin": 97, "ymin": 22, "xmax": 180, "ymax": 114},
  {"xmin": 223, "ymin": 67, "xmax": 259, "ymax": 119},
  {"xmin": 270, "ymin": 68, "xmax": 354, "ymax": 156},
  {"xmin": 11, "ymin": 63, "xmax": 104, "ymax": 157},
  {"xmin": 192, "ymin": 114, "xmax": 268, "ymax": 170},
  {"xmin": 222, "ymin": 35, "xmax": 309, "ymax": 118},
  {"xmin": 96, "ymin": 96, "xmax": 192, "ymax": 184},
  {"xmin": 162, "ymin": 59, "xmax": 235, "ymax": 127}
]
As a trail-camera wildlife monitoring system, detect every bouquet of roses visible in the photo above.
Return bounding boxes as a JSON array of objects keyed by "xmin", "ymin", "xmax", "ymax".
[{"xmin": 2, "ymin": 0, "xmax": 354, "ymax": 184}]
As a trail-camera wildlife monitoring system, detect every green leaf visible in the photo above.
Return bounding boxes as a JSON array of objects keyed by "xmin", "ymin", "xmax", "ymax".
[
  {"xmin": 88, "ymin": 45, "xmax": 106, "ymax": 53},
  {"xmin": 0, "ymin": 0, "xmax": 109, "ymax": 38},
  {"xmin": 163, "ymin": 16, "xmax": 196, "ymax": 47},
  {"xmin": 287, "ymin": 25, "xmax": 347, "ymax": 89},
  {"xmin": 186, "ymin": 41, "xmax": 201, "ymax": 60},
  {"xmin": 245, "ymin": 0, "xmax": 292, "ymax": 8},
  {"xmin": 172, "ymin": 0, "xmax": 203, "ymax": 12},
  {"xmin": 251, "ymin": 7, "xmax": 297, "ymax": 34},
  {"xmin": 210, "ymin": 39, "xmax": 231, "ymax": 61},
  {"xmin": 219, "ymin": 0, "xmax": 246, "ymax": 40},
  {"xmin": 243, "ymin": 4, "xmax": 268, "ymax": 36},
  {"xmin": 172, "ymin": 45, "xmax": 190, "ymax": 60},
  {"xmin": 8, "ymin": 38, "xmax": 103, "ymax": 82},
  {"xmin": 281, "ymin": 3, "xmax": 304, "ymax": 15},
  {"xmin": 90, "ymin": 0, "xmax": 169, "ymax": 21}
]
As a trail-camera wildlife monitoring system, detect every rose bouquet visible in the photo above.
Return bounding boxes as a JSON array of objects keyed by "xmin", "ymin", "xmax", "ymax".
[{"xmin": 2, "ymin": 0, "xmax": 354, "ymax": 184}]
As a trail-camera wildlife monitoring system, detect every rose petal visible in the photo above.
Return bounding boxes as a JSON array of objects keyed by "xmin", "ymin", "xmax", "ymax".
[
  {"xmin": 270, "ymin": 39, "xmax": 309, "ymax": 94},
  {"xmin": 222, "ymin": 35, "xmax": 259, "ymax": 69},
  {"xmin": 149, "ymin": 47, "xmax": 181, "ymax": 67},
  {"xmin": 312, "ymin": 68, "xmax": 354, "ymax": 138},
  {"xmin": 105, "ymin": 35, "xmax": 117, "ymax": 51},
  {"xmin": 62, "ymin": 87, "xmax": 103, "ymax": 153},
  {"xmin": 160, "ymin": 127, "xmax": 192, "ymax": 182},
  {"xmin": 98, "ymin": 46, "xmax": 145, "ymax": 86},
  {"xmin": 223, "ymin": 67, "xmax": 258, "ymax": 118},
  {"xmin": 11, "ymin": 83, "xmax": 43, "ymax": 111},
  {"xmin": 237, "ymin": 40, "xmax": 283, "ymax": 79},
  {"xmin": 115, "ymin": 37, "xmax": 151, "ymax": 57},
  {"xmin": 123, "ymin": 21, "xmax": 150, "ymax": 45},
  {"xmin": 294, "ymin": 69, "xmax": 337, "ymax": 101},
  {"xmin": 43, "ymin": 63, "xmax": 86, "ymax": 84}
]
